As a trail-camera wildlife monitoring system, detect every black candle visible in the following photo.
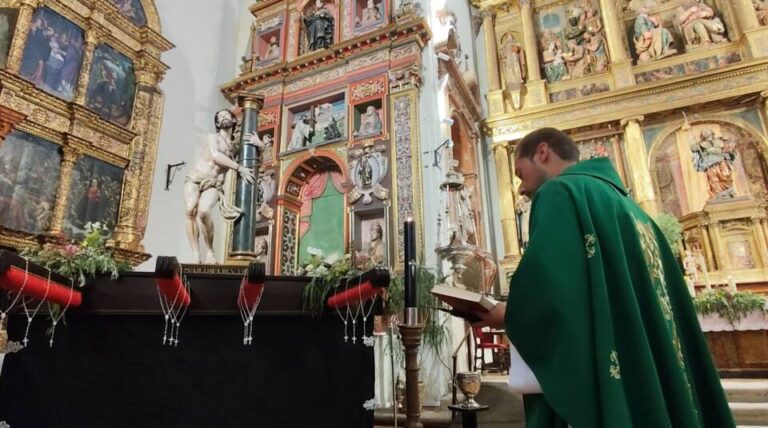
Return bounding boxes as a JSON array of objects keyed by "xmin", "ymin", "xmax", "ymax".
[{"xmin": 404, "ymin": 218, "xmax": 417, "ymax": 309}]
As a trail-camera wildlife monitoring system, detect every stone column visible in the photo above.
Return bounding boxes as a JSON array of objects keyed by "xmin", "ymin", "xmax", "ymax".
[
  {"xmin": 621, "ymin": 116, "xmax": 658, "ymax": 214},
  {"xmin": 230, "ymin": 92, "xmax": 264, "ymax": 259},
  {"xmin": 519, "ymin": 0, "xmax": 546, "ymax": 107},
  {"xmin": 74, "ymin": 26, "xmax": 104, "ymax": 106},
  {"xmin": 492, "ymin": 143, "xmax": 521, "ymax": 261},
  {"xmin": 598, "ymin": 0, "xmax": 635, "ymax": 88},
  {"xmin": 5, "ymin": 0, "xmax": 40, "ymax": 74},
  {"xmin": 49, "ymin": 146, "xmax": 79, "ymax": 236}
]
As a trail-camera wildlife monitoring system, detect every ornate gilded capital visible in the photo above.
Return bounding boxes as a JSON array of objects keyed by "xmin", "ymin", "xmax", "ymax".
[
  {"xmin": 237, "ymin": 92, "xmax": 265, "ymax": 110},
  {"xmin": 620, "ymin": 116, "xmax": 645, "ymax": 128},
  {"xmin": 61, "ymin": 145, "xmax": 80, "ymax": 163},
  {"xmin": 491, "ymin": 142, "xmax": 510, "ymax": 154},
  {"xmin": 480, "ymin": 8, "xmax": 495, "ymax": 21},
  {"xmin": 20, "ymin": 0, "xmax": 43, "ymax": 7},
  {"xmin": 519, "ymin": 0, "xmax": 532, "ymax": 9}
]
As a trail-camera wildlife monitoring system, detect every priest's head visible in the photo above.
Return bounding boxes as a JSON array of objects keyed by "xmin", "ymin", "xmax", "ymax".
[{"xmin": 514, "ymin": 127, "xmax": 579, "ymax": 197}]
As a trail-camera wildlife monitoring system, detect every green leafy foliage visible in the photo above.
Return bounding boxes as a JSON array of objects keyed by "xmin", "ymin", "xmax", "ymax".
[
  {"xmin": 654, "ymin": 212, "xmax": 683, "ymax": 252},
  {"xmin": 21, "ymin": 222, "xmax": 131, "ymax": 287},
  {"xmin": 386, "ymin": 265, "xmax": 450, "ymax": 353},
  {"xmin": 694, "ymin": 289, "xmax": 767, "ymax": 325},
  {"xmin": 302, "ymin": 254, "xmax": 360, "ymax": 318}
]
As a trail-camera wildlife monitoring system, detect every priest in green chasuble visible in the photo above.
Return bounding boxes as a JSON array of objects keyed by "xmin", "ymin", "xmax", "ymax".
[{"xmin": 474, "ymin": 128, "xmax": 734, "ymax": 427}]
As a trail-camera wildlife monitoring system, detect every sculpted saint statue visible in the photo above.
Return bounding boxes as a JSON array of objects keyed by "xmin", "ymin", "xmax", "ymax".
[
  {"xmin": 304, "ymin": 0, "xmax": 334, "ymax": 51},
  {"xmin": 683, "ymin": 250, "xmax": 701, "ymax": 282},
  {"xmin": 263, "ymin": 35, "xmax": 280, "ymax": 61},
  {"xmin": 356, "ymin": 106, "xmax": 382, "ymax": 138},
  {"xmin": 185, "ymin": 110, "xmax": 256, "ymax": 263},
  {"xmin": 690, "ymin": 128, "xmax": 737, "ymax": 199},
  {"xmin": 499, "ymin": 33, "xmax": 526, "ymax": 93},
  {"xmin": 254, "ymin": 237, "xmax": 269, "ymax": 264},
  {"xmin": 677, "ymin": 0, "xmax": 727, "ymax": 47},
  {"xmin": 634, "ymin": 7, "xmax": 677, "ymax": 63}
]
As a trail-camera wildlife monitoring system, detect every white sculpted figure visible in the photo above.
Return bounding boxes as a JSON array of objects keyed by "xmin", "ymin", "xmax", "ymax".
[
  {"xmin": 185, "ymin": 110, "xmax": 256, "ymax": 264},
  {"xmin": 287, "ymin": 117, "xmax": 312, "ymax": 151},
  {"xmin": 683, "ymin": 250, "xmax": 700, "ymax": 282},
  {"xmin": 359, "ymin": 0, "xmax": 382, "ymax": 27},
  {"xmin": 356, "ymin": 106, "xmax": 382, "ymax": 138}
]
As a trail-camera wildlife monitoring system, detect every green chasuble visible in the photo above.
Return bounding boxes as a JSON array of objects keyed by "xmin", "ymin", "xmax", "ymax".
[{"xmin": 505, "ymin": 158, "xmax": 734, "ymax": 428}]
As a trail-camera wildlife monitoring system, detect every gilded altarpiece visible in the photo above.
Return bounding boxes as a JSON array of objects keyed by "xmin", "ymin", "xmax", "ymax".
[
  {"xmin": 476, "ymin": 0, "xmax": 768, "ymax": 288},
  {"xmin": 0, "ymin": 0, "xmax": 172, "ymax": 264},
  {"xmin": 222, "ymin": 0, "xmax": 428, "ymax": 273}
]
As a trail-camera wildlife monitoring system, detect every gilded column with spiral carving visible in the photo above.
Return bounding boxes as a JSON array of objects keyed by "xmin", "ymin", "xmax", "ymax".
[
  {"xmin": 5, "ymin": 0, "xmax": 40, "ymax": 74},
  {"xmin": 49, "ymin": 146, "xmax": 80, "ymax": 236}
]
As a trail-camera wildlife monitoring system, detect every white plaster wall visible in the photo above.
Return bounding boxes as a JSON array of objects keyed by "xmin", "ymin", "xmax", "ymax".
[{"xmin": 138, "ymin": 0, "xmax": 249, "ymax": 270}]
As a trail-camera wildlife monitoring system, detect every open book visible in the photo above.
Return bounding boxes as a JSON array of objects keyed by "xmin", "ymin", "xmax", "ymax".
[{"xmin": 430, "ymin": 284, "xmax": 497, "ymax": 317}]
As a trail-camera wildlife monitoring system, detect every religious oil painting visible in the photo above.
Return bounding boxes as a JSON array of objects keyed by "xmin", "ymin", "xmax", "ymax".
[
  {"xmin": 0, "ymin": 131, "xmax": 60, "ymax": 234},
  {"xmin": 535, "ymin": 0, "xmax": 609, "ymax": 83},
  {"xmin": 19, "ymin": 7, "xmax": 85, "ymax": 101},
  {"xmin": 0, "ymin": 8, "xmax": 19, "ymax": 69},
  {"xmin": 634, "ymin": 52, "xmax": 741, "ymax": 84},
  {"xmin": 727, "ymin": 240, "xmax": 756, "ymax": 270},
  {"xmin": 109, "ymin": 0, "xmax": 147, "ymax": 27},
  {"xmin": 85, "ymin": 44, "xmax": 136, "ymax": 126},
  {"xmin": 285, "ymin": 98, "xmax": 347, "ymax": 152},
  {"xmin": 64, "ymin": 156, "xmax": 124, "ymax": 240}
]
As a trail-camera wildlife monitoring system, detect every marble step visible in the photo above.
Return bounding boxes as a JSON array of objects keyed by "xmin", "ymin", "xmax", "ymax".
[
  {"xmin": 723, "ymin": 380, "xmax": 768, "ymax": 404},
  {"xmin": 730, "ymin": 402, "xmax": 768, "ymax": 426}
]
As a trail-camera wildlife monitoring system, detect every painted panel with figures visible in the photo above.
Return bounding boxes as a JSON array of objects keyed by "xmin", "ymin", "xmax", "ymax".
[
  {"xmin": 0, "ymin": 8, "xmax": 19, "ymax": 69},
  {"xmin": 63, "ymin": 156, "xmax": 124, "ymax": 240},
  {"xmin": 284, "ymin": 97, "xmax": 346, "ymax": 152},
  {"xmin": 0, "ymin": 131, "xmax": 60, "ymax": 234},
  {"xmin": 109, "ymin": 0, "xmax": 147, "ymax": 27},
  {"xmin": 19, "ymin": 7, "xmax": 85, "ymax": 101},
  {"xmin": 85, "ymin": 44, "xmax": 136, "ymax": 126}
]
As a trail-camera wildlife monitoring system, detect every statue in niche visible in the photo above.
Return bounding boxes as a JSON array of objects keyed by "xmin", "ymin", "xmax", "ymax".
[
  {"xmin": 690, "ymin": 128, "xmax": 737, "ymax": 200},
  {"xmin": 184, "ymin": 110, "xmax": 256, "ymax": 263},
  {"xmin": 303, "ymin": 0, "xmax": 334, "ymax": 51},
  {"xmin": 358, "ymin": 0, "xmax": 382, "ymax": 27},
  {"xmin": 542, "ymin": 36, "xmax": 567, "ymax": 82},
  {"xmin": 634, "ymin": 7, "xmax": 677, "ymax": 63},
  {"xmin": 254, "ymin": 237, "xmax": 269, "ymax": 264},
  {"xmin": 449, "ymin": 187, "xmax": 477, "ymax": 246},
  {"xmin": 263, "ymin": 35, "xmax": 280, "ymax": 61},
  {"xmin": 287, "ymin": 117, "xmax": 312, "ymax": 151},
  {"xmin": 582, "ymin": 5, "xmax": 603, "ymax": 36},
  {"xmin": 683, "ymin": 250, "xmax": 701, "ymax": 282},
  {"xmin": 356, "ymin": 106, "xmax": 382, "ymax": 138},
  {"xmin": 756, "ymin": 0, "xmax": 768, "ymax": 26},
  {"xmin": 677, "ymin": 0, "xmax": 727, "ymax": 47},
  {"xmin": 357, "ymin": 222, "xmax": 386, "ymax": 266},
  {"xmin": 348, "ymin": 146, "xmax": 389, "ymax": 205},
  {"xmin": 257, "ymin": 169, "xmax": 276, "ymax": 221},
  {"xmin": 499, "ymin": 33, "xmax": 526, "ymax": 93},
  {"xmin": 516, "ymin": 195, "xmax": 531, "ymax": 249}
]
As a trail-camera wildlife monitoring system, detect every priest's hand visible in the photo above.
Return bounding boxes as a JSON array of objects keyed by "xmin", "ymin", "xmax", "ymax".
[{"xmin": 471, "ymin": 303, "xmax": 506, "ymax": 329}]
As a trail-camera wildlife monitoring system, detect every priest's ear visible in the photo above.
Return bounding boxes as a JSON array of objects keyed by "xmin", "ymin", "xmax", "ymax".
[{"xmin": 534, "ymin": 142, "xmax": 551, "ymax": 164}]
